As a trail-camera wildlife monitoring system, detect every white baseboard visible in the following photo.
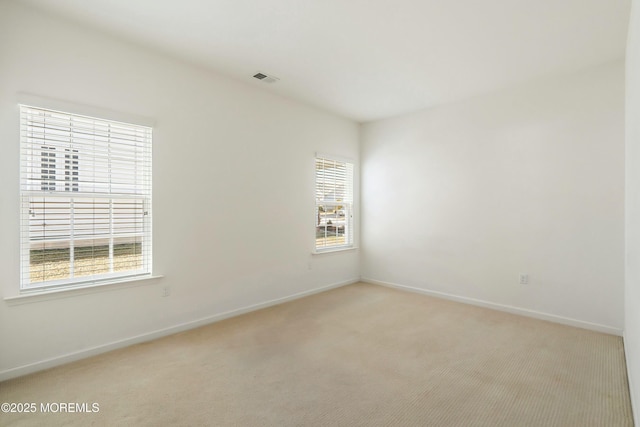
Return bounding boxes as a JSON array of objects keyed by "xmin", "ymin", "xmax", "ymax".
[
  {"xmin": 0, "ymin": 278, "xmax": 358, "ymax": 382},
  {"xmin": 623, "ymin": 332, "xmax": 639, "ymax": 427},
  {"xmin": 362, "ymin": 277, "xmax": 623, "ymax": 336}
]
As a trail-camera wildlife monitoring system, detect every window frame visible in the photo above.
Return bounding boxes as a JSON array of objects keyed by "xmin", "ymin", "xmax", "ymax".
[
  {"xmin": 19, "ymin": 104, "xmax": 153, "ymax": 293},
  {"xmin": 314, "ymin": 154, "xmax": 355, "ymax": 253}
]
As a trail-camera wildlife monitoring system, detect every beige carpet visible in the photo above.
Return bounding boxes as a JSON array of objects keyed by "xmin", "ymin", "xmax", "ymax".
[{"xmin": 0, "ymin": 282, "xmax": 633, "ymax": 426}]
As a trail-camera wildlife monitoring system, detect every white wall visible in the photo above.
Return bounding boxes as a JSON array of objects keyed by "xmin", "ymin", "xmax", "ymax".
[
  {"xmin": 0, "ymin": 1, "xmax": 359, "ymax": 379},
  {"xmin": 625, "ymin": 0, "xmax": 640, "ymax": 422},
  {"xmin": 361, "ymin": 61, "xmax": 625, "ymax": 334}
]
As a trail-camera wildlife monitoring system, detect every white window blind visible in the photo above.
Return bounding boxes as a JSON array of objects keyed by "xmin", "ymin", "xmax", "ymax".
[
  {"xmin": 315, "ymin": 156, "xmax": 354, "ymax": 251},
  {"xmin": 20, "ymin": 105, "xmax": 152, "ymax": 290}
]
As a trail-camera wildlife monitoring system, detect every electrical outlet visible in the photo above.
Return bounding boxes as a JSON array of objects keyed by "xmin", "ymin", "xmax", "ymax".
[
  {"xmin": 162, "ymin": 286, "xmax": 170, "ymax": 297},
  {"xmin": 519, "ymin": 274, "xmax": 529, "ymax": 285}
]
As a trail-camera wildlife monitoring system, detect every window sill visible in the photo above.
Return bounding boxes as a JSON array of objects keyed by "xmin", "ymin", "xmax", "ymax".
[
  {"xmin": 3, "ymin": 275, "xmax": 164, "ymax": 306},
  {"xmin": 312, "ymin": 246, "xmax": 358, "ymax": 255}
]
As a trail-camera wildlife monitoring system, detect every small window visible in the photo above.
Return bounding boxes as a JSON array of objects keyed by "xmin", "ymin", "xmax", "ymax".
[
  {"xmin": 315, "ymin": 155, "xmax": 354, "ymax": 251},
  {"xmin": 20, "ymin": 105, "xmax": 153, "ymax": 291},
  {"xmin": 64, "ymin": 148, "xmax": 79, "ymax": 192},
  {"xmin": 40, "ymin": 146, "xmax": 56, "ymax": 191}
]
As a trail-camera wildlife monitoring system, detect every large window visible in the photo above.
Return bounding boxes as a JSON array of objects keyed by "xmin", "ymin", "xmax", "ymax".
[
  {"xmin": 20, "ymin": 105, "xmax": 152, "ymax": 291},
  {"xmin": 315, "ymin": 155, "xmax": 354, "ymax": 251}
]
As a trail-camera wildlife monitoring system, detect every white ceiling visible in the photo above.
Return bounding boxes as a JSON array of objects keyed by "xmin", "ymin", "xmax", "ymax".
[{"xmin": 19, "ymin": 0, "xmax": 631, "ymax": 122}]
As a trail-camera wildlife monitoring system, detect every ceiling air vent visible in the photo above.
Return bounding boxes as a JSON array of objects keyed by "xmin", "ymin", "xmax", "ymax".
[{"xmin": 253, "ymin": 72, "xmax": 279, "ymax": 83}]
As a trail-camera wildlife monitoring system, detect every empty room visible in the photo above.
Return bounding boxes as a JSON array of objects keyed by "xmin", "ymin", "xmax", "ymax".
[{"xmin": 1, "ymin": 0, "xmax": 639, "ymax": 425}]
